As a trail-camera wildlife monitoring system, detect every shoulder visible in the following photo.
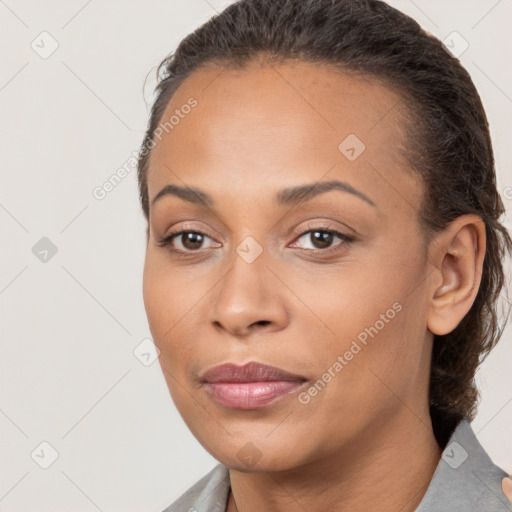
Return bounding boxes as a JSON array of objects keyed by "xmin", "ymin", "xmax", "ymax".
[
  {"xmin": 161, "ymin": 463, "xmax": 231, "ymax": 512},
  {"xmin": 416, "ymin": 419, "xmax": 510, "ymax": 511}
]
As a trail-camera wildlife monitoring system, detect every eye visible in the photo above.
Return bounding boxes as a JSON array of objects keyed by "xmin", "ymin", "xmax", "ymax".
[
  {"xmin": 157, "ymin": 230, "xmax": 220, "ymax": 253},
  {"xmin": 157, "ymin": 225, "xmax": 355, "ymax": 256},
  {"xmin": 290, "ymin": 225, "xmax": 355, "ymax": 253}
]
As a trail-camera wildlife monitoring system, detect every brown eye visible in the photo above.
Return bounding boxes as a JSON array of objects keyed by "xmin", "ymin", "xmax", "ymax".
[
  {"xmin": 291, "ymin": 228, "xmax": 354, "ymax": 252},
  {"xmin": 157, "ymin": 230, "xmax": 221, "ymax": 253},
  {"xmin": 309, "ymin": 230, "xmax": 335, "ymax": 249},
  {"xmin": 179, "ymin": 232, "xmax": 205, "ymax": 250}
]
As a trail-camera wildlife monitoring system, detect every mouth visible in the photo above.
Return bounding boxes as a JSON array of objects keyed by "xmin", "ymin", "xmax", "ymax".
[{"xmin": 199, "ymin": 361, "xmax": 308, "ymax": 409}]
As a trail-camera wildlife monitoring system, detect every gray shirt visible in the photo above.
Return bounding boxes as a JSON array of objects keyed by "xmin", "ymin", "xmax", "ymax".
[{"xmin": 162, "ymin": 419, "xmax": 511, "ymax": 511}]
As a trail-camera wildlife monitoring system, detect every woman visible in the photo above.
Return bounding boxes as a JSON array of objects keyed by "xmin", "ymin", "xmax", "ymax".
[{"xmin": 137, "ymin": 0, "xmax": 512, "ymax": 510}]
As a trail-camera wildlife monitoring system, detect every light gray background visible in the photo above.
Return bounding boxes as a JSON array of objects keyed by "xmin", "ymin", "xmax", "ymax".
[{"xmin": 1, "ymin": 0, "xmax": 511, "ymax": 510}]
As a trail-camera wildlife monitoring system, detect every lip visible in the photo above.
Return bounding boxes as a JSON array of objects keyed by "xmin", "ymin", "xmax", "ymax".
[{"xmin": 200, "ymin": 361, "xmax": 307, "ymax": 409}]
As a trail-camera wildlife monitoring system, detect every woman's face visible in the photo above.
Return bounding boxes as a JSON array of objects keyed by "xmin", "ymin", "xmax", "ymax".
[{"xmin": 143, "ymin": 58, "xmax": 435, "ymax": 471}]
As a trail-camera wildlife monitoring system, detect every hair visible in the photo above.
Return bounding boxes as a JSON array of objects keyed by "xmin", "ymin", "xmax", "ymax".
[{"xmin": 137, "ymin": 0, "xmax": 512, "ymax": 447}]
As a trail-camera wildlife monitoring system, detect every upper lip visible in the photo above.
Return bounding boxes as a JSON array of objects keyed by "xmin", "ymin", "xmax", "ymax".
[{"xmin": 200, "ymin": 361, "xmax": 307, "ymax": 383}]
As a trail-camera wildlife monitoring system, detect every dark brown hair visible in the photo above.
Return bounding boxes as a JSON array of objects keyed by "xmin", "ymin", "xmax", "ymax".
[{"xmin": 137, "ymin": 0, "xmax": 511, "ymax": 446}]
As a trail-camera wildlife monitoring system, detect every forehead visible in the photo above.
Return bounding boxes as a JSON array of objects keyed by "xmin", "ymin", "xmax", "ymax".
[{"xmin": 147, "ymin": 57, "xmax": 421, "ymax": 214}]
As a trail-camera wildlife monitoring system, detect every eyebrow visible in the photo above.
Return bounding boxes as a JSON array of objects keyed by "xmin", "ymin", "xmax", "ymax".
[{"xmin": 151, "ymin": 179, "xmax": 376, "ymax": 208}]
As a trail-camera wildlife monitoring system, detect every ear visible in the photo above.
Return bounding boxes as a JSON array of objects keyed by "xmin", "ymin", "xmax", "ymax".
[{"xmin": 426, "ymin": 214, "xmax": 486, "ymax": 336}]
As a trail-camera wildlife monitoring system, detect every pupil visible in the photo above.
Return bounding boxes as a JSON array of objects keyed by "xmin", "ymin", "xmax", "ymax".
[{"xmin": 312, "ymin": 231, "xmax": 332, "ymax": 248}]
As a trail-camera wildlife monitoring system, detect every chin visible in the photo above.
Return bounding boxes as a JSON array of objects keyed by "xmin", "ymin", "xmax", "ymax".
[
  {"xmin": 220, "ymin": 454, "xmax": 300, "ymax": 473},
  {"xmin": 197, "ymin": 432, "xmax": 308, "ymax": 473}
]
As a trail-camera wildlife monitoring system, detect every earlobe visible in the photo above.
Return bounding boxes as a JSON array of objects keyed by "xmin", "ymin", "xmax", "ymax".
[{"xmin": 427, "ymin": 215, "xmax": 486, "ymax": 336}]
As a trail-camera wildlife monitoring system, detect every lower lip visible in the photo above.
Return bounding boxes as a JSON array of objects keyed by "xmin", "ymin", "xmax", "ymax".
[{"xmin": 204, "ymin": 380, "xmax": 305, "ymax": 409}]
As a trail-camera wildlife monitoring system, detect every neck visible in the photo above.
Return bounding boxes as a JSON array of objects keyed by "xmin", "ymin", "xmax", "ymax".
[{"xmin": 227, "ymin": 412, "xmax": 441, "ymax": 512}]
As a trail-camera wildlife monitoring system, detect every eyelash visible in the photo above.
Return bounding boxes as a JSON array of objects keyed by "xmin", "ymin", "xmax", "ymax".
[
  {"xmin": 292, "ymin": 223, "xmax": 356, "ymax": 254},
  {"xmin": 156, "ymin": 224, "xmax": 355, "ymax": 257}
]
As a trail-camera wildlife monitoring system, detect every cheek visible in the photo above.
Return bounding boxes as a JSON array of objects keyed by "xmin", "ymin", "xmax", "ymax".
[
  {"xmin": 288, "ymin": 246, "xmax": 419, "ymax": 342},
  {"xmin": 142, "ymin": 255, "xmax": 201, "ymax": 415},
  {"xmin": 142, "ymin": 253, "xmax": 169, "ymax": 338},
  {"xmin": 142, "ymin": 252, "xmax": 195, "ymax": 358},
  {"xmin": 296, "ymin": 241, "xmax": 428, "ymax": 389}
]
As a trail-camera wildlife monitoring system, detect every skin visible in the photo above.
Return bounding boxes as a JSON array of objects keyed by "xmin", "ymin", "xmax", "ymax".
[{"xmin": 142, "ymin": 56, "xmax": 487, "ymax": 512}]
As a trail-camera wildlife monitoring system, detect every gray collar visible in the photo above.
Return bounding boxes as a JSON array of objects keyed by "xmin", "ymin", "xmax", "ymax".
[
  {"xmin": 163, "ymin": 419, "xmax": 510, "ymax": 511},
  {"xmin": 415, "ymin": 419, "xmax": 509, "ymax": 511}
]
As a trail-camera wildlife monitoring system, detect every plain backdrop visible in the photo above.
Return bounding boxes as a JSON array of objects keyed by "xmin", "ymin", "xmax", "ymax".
[{"xmin": 1, "ymin": 1, "xmax": 511, "ymax": 510}]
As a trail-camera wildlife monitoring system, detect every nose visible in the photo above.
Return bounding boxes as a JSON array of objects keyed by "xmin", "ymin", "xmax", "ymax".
[{"xmin": 210, "ymin": 247, "xmax": 289, "ymax": 338}]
